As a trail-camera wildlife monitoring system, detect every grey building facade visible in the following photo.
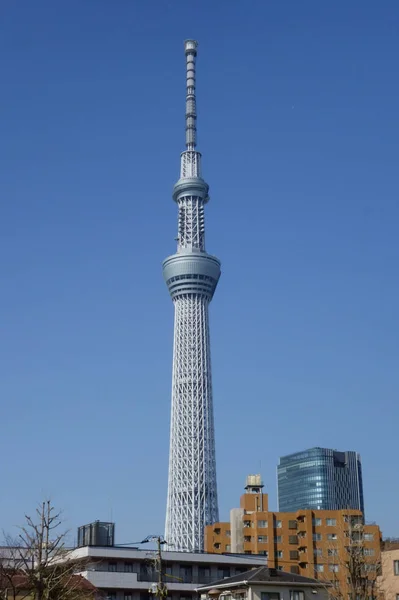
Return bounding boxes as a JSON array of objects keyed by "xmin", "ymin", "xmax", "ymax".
[{"xmin": 277, "ymin": 447, "xmax": 364, "ymax": 514}]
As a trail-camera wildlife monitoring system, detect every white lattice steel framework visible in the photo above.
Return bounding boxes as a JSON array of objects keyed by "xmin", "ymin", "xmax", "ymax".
[{"xmin": 163, "ymin": 40, "xmax": 220, "ymax": 552}]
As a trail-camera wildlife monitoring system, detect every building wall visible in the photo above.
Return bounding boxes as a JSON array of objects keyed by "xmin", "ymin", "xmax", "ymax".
[
  {"xmin": 204, "ymin": 491, "xmax": 381, "ymax": 598},
  {"xmin": 378, "ymin": 548, "xmax": 399, "ymax": 600},
  {"xmin": 277, "ymin": 448, "xmax": 364, "ymax": 514}
]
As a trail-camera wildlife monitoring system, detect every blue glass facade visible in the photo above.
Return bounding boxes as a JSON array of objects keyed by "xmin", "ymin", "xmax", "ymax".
[{"xmin": 277, "ymin": 447, "xmax": 364, "ymax": 514}]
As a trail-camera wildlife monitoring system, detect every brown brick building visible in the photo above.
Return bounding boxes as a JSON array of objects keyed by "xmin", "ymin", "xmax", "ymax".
[{"xmin": 205, "ymin": 476, "xmax": 381, "ymax": 597}]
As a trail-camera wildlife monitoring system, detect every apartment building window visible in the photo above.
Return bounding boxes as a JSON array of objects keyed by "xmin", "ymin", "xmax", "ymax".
[
  {"xmin": 288, "ymin": 520, "xmax": 298, "ymax": 530},
  {"xmin": 214, "ymin": 542, "xmax": 221, "ymax": 549},
  {"xmin": 275, "ymin": 520, "xmax": 282, "ymax": 528},
  {"xmin": 396, "ymin": 595, "xmax": 399, "ymax": 600},
  {"xmin": 314, "ymin": 565, "xmax": 324, "ymax": 573},
  {"xmin": 226, "ymin": 530, "xmax": 231, "ymax": 537},
  {"xmin": 244, "ymin": 536, "xmax": 253, "ymax": 542},
  {"xmin": 258, "ymin": 520, "xmax": 268, "ymax": 528},
  {"xmin": 326, "ymin": 518, "xmax": 337, "ymax": 526},
  {"xmin": 364, "ymin": 549, "xmax": 375, "ymax": 556},
  {"xmin": 275, "ymin": 550, "xmax": 283, "ymax": 558},
  {"xmin": 329, "ymin": 565, "xmax": 339, "ymax": 572},
  {"xmin": 289, "ymin": 535, "xmax": 298, "ymax": 545},
  {"xmin": 261, "ymin": 594, "xmax": 280, "ymax": 600},
  {"xmin": 244, "ymin": 520, "xmax": 252, "ymax": 528},
  {"xmin": 290, "ymin": 591, "xmax": 304, "ymax": 600},
  {"xmin": 290, "ymin": 566, "xmax": 300, "ymax": 575},
  {"xmin": 290, "ymin": 551, "xmax": 299, "ymax": 560},
  {"xmin": 313, "ymin": 518, "xmax": 322, "ymax": 526},
  {"xmin": 274, "ymin": 536, "xmax": 282, "ymax": 543},
  {"xmin": 108, "ymin": 563, "xmax": 117, "ymax": 572},
  {"xmin": 327, "ymin": 534, "xmax": 338, "ymax": 541},
  {"xmin": 314, "ymin": 549, "xmax": 322, "ymax": 556},
  {"xmin": 214, "ymin": 527, "xmax": 221, "ymax": 535},
  {"xmin": 226, "ymin": 544, "xmax": 231, "ymax": 551},
  {"xmin": 258, "ymin": 536, "xmax": 268, "ymax": 543},
  {"xmin": 313, "ymin": 533, "xmax": 322, "ymax": 541},
  {"xmin": 259, "ymin": 551, "xmax": 268, "ymax": 557},
  {"xmin": 328, "ymin": 549, "xmax": 338, "ymax": 556},
  {"xmin": 364, "ymin": 533, "xmax": 374, "ymax": 541},
  {"xmin": 124, "ymin": 595, "xmax": 132, "ymax": 600},
  {"xmin": 394, "ymin": 561, "xmax": 399, "ymax": 576},
  {"xmin": 124, "ymin": 563, "xmax": 133, "ymax": 573}
]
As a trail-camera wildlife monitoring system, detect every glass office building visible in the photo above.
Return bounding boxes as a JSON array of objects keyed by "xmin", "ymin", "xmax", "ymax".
[{"xmin": 277, "ymin": 447, "xmax": 364, "ymax": 514}]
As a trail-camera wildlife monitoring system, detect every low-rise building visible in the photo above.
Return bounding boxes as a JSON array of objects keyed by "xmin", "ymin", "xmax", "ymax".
[
  {"xmin": 197, "ymin": 565, "xmax": 330, "ymax": 600},
  {"xmin": 205, "ymin": 476, "xmax": 381, "ymax": 598}
]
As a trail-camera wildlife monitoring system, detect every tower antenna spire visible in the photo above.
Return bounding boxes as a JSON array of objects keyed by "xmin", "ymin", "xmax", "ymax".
[{"xmin": 184, "ymin": 39, "xmax": 198, "ymax": 150}]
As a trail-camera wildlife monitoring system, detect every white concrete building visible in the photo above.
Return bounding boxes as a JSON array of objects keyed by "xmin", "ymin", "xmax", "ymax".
[{"xmin": 69, "ymin": 545, "xmax": 266, "ymax": 600}]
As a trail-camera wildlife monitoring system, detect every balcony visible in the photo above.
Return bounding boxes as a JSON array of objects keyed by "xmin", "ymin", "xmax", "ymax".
[{"xmin": 81, "ymin": 570, "xmax": 216, "ymax": 591}]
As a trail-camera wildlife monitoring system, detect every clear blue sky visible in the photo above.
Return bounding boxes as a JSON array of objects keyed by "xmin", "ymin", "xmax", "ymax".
[{"xmin": 1, "ymin": 0, "xmax": 398, "ymax": 544}]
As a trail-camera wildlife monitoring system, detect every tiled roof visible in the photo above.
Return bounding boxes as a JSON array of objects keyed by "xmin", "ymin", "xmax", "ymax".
[{"xmin": 197, "ymin": 565, "xmax": 328, "ymax": 590}]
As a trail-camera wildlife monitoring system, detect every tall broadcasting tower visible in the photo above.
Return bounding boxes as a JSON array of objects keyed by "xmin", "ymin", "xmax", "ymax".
[{"xmin": 163, "ymin": 40, "xmax": 220, "ymax": 552}]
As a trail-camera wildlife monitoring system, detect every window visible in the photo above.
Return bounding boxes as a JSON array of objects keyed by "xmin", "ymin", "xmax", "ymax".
[
  {"xmin": 226, "ymin": 530, "xmax": 231, "ymax": 537},
  {"xmin": 275, "ymin": 520, "xmax": 282, "ymax": 528},
  {"xmin": 328, "ymin": 549, "xmax": 338, "ymax": 556},
  {"xmin": 315, "ymin": 565, "xmax": 324, "ymax": 573},
  {"xmin": 259, "ymin": 551, "xmax": 268, "ymax": 557},
  {"xmin": 107, "ymin": 595, "xmax": 116, "ymax": 600},
  {"xmin": 261, "ymin": 594, "xmax": 280, "ymax": 600},
  {"xmin": 125, "ymin": 595, "xmax": 132, "ymax": 600},
  {"xmin": 364, "ymin": 549, "xmax": 375, "ymax": 556},
  {"xmin": 124, "ymin": 563, "xmax": 133, "ymax": 573},
  {"xmin": 217, "ymin": 568, "xmax": 229, "ymax": 579},
  {"xmin": 289, "ymin": 535, "xmax": 298, "ymax": 544},
  {"xmin": 108, "ymin": 563, "xmax": 117, "ymax": 572},
  {"xmin": 244, "ymin": 535, "xmax": 253, "ymax": 542},
  {"xmin": 329, "ymin": 565, "xmax": 339, "ymax": 572},
  {"xmin": 214, "ymin": 542, "xmax": 221, "ymax": 549},
  {"xmin": 313, "ymin": 518, "xmax": 322, "ymax": 526},
  {"xmin": 290, "ymin": 550, "xmax": 299, "ymax": 560},
  {"xmin": 225, "ymin": 544, "xmax": 231, "ymax": 551},
  {"xmin": 258, "ymin": 520, "xmax": 268, "ymax": 528},
  {"xmin": 258, "ymin": 536, "xmax": 268, "ymax": 543},
  {"xmin": 275, "ymin": 550, "xmax": 283, "ymax": 558},
  {"xmin": 244, "ymin": 550, "xmax": 252, "ymax": 554},
  {"xmin": 313, "ymin": 533, "xmax": 322, "ymax": 541},
  {"xmin": 393, "ymin": 561, "xmax": 399, "ymax": 576},
  {"xmin": 289, "ymin": 520, "xmax": 298, "ymax": 529},
  {"xmin": 244, "ymin": 520, "xmax": 252, "ymax": 528},
  {"xmin": 327, "ymin": 534, "xmax": 338, "ymax": 540},
  {"xmin": 290, "ymin": 592, "xmax": 304, "ymax": 600},
  {"xmin": 214, "ymin": 527, "xmax": 221, "ymax": 535},
  {"xmin": 364, "ymin": 533, "xmax": 374, "ymax": 541},
  {"xmin": 274, "ymin": 536, "xmax": 282, "ymax": 543},
  {"xmin": 314, "ymin": 549, "xmax": 322, "ymax": 557},
  {"xmin": 327, "ymin": 518, "xmax": 337, "ymax": 526}
]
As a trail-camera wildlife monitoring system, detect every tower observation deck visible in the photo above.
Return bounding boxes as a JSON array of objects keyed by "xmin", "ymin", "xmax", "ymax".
[{"xmin": 163, "ymin": 40, "xmax": 220, "ymax": 552}]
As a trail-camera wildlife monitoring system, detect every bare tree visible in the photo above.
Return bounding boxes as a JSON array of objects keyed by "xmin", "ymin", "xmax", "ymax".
[
  {"xmin": 0, "ymin": 501, "xmax": 95, "ymax": 600},
  {"xmin": 322, "ymin": 514, "xmax": 381, "ymax": 600}
]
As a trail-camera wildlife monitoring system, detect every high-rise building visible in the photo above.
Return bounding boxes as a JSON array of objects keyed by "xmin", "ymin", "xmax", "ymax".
[
  {"xmin": 205, "ymin": 475, "xmax": 381, "ymax": 597},
  {"xmin": 277, "ymin": 447, "xmax": 364, "ymax": 513},
  {"xmin": 163, "ymin": 40, "xmax": 220, "ymax": 552}
]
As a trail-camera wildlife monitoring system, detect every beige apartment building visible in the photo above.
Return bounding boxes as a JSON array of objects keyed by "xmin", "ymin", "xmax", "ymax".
[
  {"xmin": 378, "ymin": 542, "xmax": 399, "ymax": 600},
  {"xmin": 205, "ymin": 476, "xmax": 381, "ymax": 598}
]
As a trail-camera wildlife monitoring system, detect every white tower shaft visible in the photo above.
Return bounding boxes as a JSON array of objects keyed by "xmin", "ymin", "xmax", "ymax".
[{"xmin": 163, "ymin": 40, "xmax": 220, "ymax": 552}]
